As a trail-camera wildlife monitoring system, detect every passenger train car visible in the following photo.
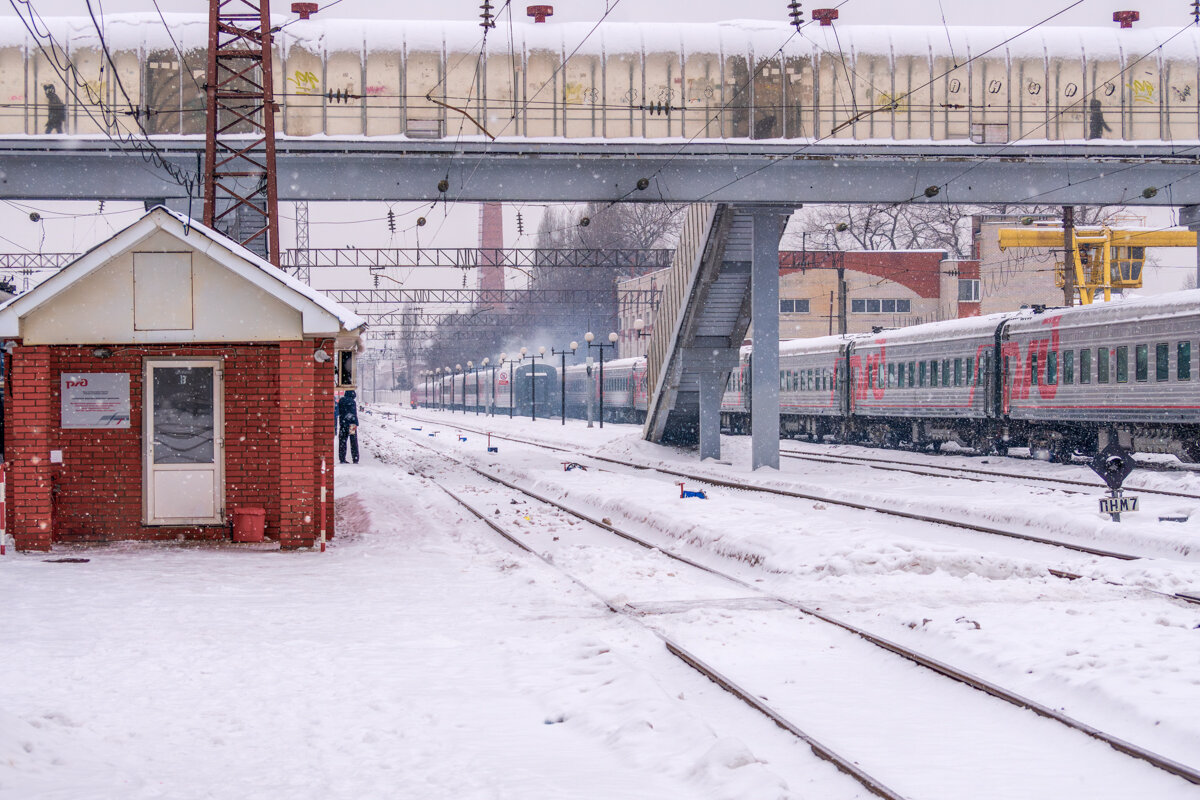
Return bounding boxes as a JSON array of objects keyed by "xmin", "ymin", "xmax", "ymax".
[{"xmin": 415, "ymin": 290, "xmax": 1200, "ymax": 461}]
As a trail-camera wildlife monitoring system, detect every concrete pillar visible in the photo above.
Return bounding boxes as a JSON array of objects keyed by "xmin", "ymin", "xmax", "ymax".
[
  {"xmin": 698, "ymin": 371, "xmax": 723, "ymax": 461},
  {"xmin": 750, "ymin": 209, "xmax": 781, "ymax": 471},
  {"xmin": 1183, "ymin": 205, "xmax": 1200, "ymax": 289}
]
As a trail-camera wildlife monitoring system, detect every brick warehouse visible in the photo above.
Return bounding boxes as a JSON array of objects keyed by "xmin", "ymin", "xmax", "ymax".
[{"xmin": 0, "ymin": 208, "xmax": 365, "ymax": 551}]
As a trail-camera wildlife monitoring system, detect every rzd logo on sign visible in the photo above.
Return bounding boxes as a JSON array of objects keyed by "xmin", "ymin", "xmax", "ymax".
[{"xmin": 66, "ymin": 378, "xmax": 89, "ymax": 389}]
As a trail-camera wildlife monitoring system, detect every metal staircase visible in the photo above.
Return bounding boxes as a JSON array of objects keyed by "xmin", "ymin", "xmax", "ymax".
[{"xmin": 644, "ymin": 203, "xmax": 754, "ymax": 446}]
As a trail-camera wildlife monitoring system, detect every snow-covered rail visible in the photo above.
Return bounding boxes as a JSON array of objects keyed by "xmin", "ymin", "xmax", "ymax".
[{"xmin": 391, "ymin": 409, "xmax": 1145, "ymax": 561}]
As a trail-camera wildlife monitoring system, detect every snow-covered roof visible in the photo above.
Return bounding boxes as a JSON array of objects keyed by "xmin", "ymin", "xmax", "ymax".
[
  {"xmin": 0, "ymin": 207, "xmax": 366, "ymax": 339},
  {"xmin": 1005, "ymin": 289, "xmax": 1200, "ymax": 334},
  {"xmin": 4, "ymin": 14, "xmax": 1194, "ymax": 65},
  {"xmin": 854, "ymin": 311, "xmax": 1027, "ymax": 349}
]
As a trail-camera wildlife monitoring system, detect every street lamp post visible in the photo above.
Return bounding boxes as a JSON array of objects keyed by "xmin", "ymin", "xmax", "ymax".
[
  {"xmin": 551, "ymin": 341, "xmax": 578, "ymax": 425},
  {"xmin": 482, "ymin": 357, "xmax": 494, "ymax": 416},
  {"xmin": 455, "ymin": 364, "xmax": 463, "ymax": 412},
  {"xmin": 500, "ymin": 352, "xmax": 519, "ymax": 419},
  {"xmin": 585, "ymin": 331, "xmax": 619, "ymax": 428},
  {"xmin": 521, "ymin": 346, "xmax": 547, "ymax": 422},
  {"xmin": 435, "ymin": 368, "xmax": 443, "ymax": 410},
  {"xmin": 467, "ymin": 361, "xmax": 477, "ymax": 415}
]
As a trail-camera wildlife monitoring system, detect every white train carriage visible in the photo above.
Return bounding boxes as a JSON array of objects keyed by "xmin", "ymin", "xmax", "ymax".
[
  {"xmin": 1002, "ymin": 292, "xmax": 1200, "ymax": 461},
  {"xmin": 563, "ymin": 357, "xmax": 648, "ymax": 423},
  {"xmin": 778, "ymin": 335, "xmax": 857, "ymax": 441},
  {"xmin": 849, "ymin": 313, "xmax": 1017, "ymax": 449}
]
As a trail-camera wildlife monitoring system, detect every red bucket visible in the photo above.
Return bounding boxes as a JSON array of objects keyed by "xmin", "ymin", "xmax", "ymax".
[{"xmin": 232, "ymin": 507, "xmax": 266, "ymax": 543}]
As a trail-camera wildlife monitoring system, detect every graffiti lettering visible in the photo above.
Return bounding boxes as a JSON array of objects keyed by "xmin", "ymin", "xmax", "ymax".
[
  {"xmin": 364, "ymin": 85, "xmax": 387, "ymax": 96},
  {"xmin": 1103, "ymin": 82, "xmax": 1116, "ymax": 97},
  {"xmin": 1129, "ymin": 79, "xmax": 1155, "ymax": 104},
  {"xmin": 1174, "ymin": 85, "xmax": 1193, "ymax": 102},
  {"xmin": 948, "ymin": 78, "xmax": 962, "ymax": 94},
  {"xmin": 288, "ymin": 70, "xmax": 321, "ymax": 95},
  {"xmin": 876, "ymin": 92, "xmax": 907, "ymax": 111},
  {"xmin": 1026, "ymin": 81, "xmax": 1042, "ymax": 96},
  {"xmin": 1064, "ymin": 82, "xmax": 1079, "ymax": 98},
  {"xmin": 987, "ymin": 80, "xmax": 1003, "ymax": 94}
]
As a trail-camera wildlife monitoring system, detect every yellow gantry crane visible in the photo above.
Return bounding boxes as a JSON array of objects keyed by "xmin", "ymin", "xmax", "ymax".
[{"xmin": 998, "ymin": 225, "xmax": 1197, "ymax": 304}]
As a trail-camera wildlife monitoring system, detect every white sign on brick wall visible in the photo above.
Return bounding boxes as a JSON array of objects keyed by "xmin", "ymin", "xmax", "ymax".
[{"xmin": 61, "ymin": 373, "xmax": 131, "ymax": 428}]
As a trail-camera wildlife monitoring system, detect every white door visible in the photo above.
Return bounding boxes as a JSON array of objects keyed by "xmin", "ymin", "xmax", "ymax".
[{"xmin": 144, "ymin": 360, "xmax": 224, "ymax": 525}]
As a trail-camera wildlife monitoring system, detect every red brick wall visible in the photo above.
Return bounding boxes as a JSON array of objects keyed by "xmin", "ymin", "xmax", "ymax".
[
  {"xmin": 780, "ymin": 250, "xmax": 946, "ymax": 299},
  {"xmin": 5, "ymin": 340, "xmax": 334, "ymax": 551}
]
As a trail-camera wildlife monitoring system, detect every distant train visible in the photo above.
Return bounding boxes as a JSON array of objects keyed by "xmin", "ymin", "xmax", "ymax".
[{"xmin": 414, "ymin": 290, "xmax": 1200, "ymax": 461}]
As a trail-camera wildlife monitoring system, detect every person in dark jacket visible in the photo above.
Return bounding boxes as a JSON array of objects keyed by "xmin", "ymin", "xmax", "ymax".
[
  {"xmin": 43, "ymin": 84, "xmax": 65, "ymax": 134},
  {"xmin": 337, "ymin": 390, "xmax": 359, "ymax": 464}
]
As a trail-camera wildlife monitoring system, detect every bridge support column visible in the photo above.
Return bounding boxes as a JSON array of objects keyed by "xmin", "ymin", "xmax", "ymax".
[
  {"xmin": 698, "ymin": 370, "xmax": 724, "ymax": 461},
  {"xmin": 749, "ymin": 207, "xmax": 788, "ymax": 471}
]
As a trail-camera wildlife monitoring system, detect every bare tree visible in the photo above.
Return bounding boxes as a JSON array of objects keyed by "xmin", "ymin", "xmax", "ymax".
[{"xmin": 787, "ymin": 203, "xmax": 1121, "ymax": 257}]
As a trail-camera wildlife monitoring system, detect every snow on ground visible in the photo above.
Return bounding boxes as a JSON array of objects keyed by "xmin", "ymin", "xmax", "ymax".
[
  {"xmin": 4, "ymin": 401, "xmax": 1200, "ymax": 798},
  {"xmin": 379, "ymin": 405, "xmax": 1200, "ymax": 773}
]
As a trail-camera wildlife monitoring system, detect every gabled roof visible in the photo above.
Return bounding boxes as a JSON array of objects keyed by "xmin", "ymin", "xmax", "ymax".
[{"xmin": 0, "ymin": 207, "xmax": 366, "ymax": 338}]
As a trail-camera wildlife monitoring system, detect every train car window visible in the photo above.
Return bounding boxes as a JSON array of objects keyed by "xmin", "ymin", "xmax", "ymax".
[
  {"xmin": 942, "ymin": 359, "xmax": 950, "ymax": 387},
  {"xmin": 1030, "ymin": 352, "xmax": 1038, "ymax": 386},
  {"xmin": 1135, "ymin": 344, "xmax": 1148, "ymax": 382},
  {"xmin": 966, "ymin": 357, "xmax": 974, "ymax": 386},
  {"xmin": 1046, "ymin": 351, "xmax": 1057, "ymax": 385},
  {"xmin": 888, "ymin": 362, "xmax": 895, "ymax": 387},
  {"xmin": 1116, "ymin": 346, "xmax": 1128, "ymax": 383},
  {"xmin": 929, "ymin": 360, "xmax": 938, "ymax": 386},
  {"xmin": 953, "ymin": 358, "xmax": 962, "ymax": 386},
  {"xmin": 1155, "ymin": 343, "xmax": 1168, "ymax": 381},
  {"xmin": 1080, "ymin": 349, "xmax": 1091, "ymax": 384},
  {"xmin": 1179, "ymin": 342, "xmax": 1192, "ymax": 381},
  {"xmin": 919, "ymin": 361, "xmax": 926, "ymax": 387},
  {"xmin": 1097, "ymin": 348, "xmax": 1109, "ymax": 383},
  {"xmin": 1063, "ymin": 350, "xmax": 1074, "ymax": 385}
]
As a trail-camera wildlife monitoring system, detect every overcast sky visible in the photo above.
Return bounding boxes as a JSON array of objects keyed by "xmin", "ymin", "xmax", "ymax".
[{"xmin": 0, "ymin": 0, "xmax": 1187, "ymax": 28}]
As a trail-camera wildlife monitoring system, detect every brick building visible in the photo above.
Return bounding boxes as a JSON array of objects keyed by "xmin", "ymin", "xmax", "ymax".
[{"xmin": 0, "ymin": 208, "xmax": 365, "ymax": 551}]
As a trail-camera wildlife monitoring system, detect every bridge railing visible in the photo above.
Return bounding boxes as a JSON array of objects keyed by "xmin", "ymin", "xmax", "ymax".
[{"xmin": 643, "ymin": 203, "xmax": 718, "ymax": 437}]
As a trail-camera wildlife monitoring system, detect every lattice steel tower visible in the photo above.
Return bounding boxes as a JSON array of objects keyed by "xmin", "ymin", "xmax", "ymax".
[{"xmin": 203, "ymin": 0, "xmax": 281, "ymax": 265}]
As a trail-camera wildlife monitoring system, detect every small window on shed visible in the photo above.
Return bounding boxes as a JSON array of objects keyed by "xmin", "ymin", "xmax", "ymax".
[
  {"xmin": 336, "ymin": 350, "xmax": 355, "ymax": 388},
  {"xmin": 1180, "ymin": 342, "xmax": 1192, "ymax": 381},
  {"xmin": 1116, "ymin": 346, "xmax": 1128, "ymax": 383},
  {"xmin": 1135, "ymin": 344, "xmax": 1148, "ymax": 382},
  {"xmin": 1155, "ymin": 343, "xmax": 1169, "ymax": 382},
  {"xmin": 1063, "ymin": 350, "xmax": 1074, "ymax": 385}
]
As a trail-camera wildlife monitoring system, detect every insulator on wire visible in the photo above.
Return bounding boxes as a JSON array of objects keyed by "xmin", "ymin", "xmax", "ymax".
[
  {"xmin": 479, "ymin": 0, "xmax": 496, "ymax": 28},
  {"xmin": 387, "ymin": 209, "xmax": 396, "ymax": 233},
  {"xmin": 1193, "ymin": 0, "xmax": 1200, "ymax": 25},
  {"xmin": 787, "ymin": 0, "xmax": 804, "ymax": 30},
  {"xmin": 516, "ymin": 210, "xmax": 524, "ymax": 236}
]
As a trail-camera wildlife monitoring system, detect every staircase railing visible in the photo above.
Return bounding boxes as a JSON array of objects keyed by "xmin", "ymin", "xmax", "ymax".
[{"xmin": 642, "ymin": 202, "xmax": 719, "ymax": 440}]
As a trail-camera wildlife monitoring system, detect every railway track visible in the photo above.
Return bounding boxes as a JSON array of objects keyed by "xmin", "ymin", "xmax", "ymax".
[
  {"xmin": 380, "ymin": 419, "xmax": 1200, "ymax": 796},
  {"xmin": 779, "ymin": 444, "xmax": 1200, "ymax": 501},
  {"xmin": 386, "ymin": 410, "xmax": 1200, "ymax": 609},
  {"xmin": 389, "ymin": 410, "xmax": 1144, "ymax": 561}
]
